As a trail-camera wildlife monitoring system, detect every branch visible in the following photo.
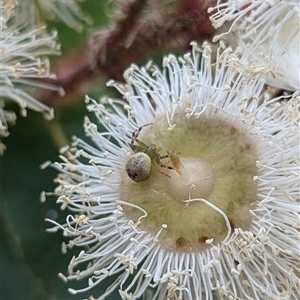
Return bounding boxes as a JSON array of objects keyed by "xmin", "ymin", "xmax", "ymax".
[{"xmin": 39, "ymin": 0, "xmax": 217, "ymax": 106}]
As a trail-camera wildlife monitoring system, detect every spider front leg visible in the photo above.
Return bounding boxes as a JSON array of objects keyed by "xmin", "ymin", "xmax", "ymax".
[
  {"xmin": 131, "ymin": 123, "xmax": 153, "ymax": 148},
  {"xmin": 159, "ymin": 151, "xmax": 181, "ymax": 160},
  {"xmin": 159, "ymin": 162, "xmax": 174, "ymax": 171},
  {"xmin": 157, "ymin": 165, "xmax": 172, "ymax": 178},
  {"xmin": 156, "ymin": 157, "xmax": 175, "ymax": 178},
  {"xmin": 156, "ymin": 151, "xmax": 182, "ymax": 177}
]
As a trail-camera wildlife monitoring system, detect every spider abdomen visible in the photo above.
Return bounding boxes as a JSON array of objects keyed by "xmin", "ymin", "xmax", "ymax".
[{"xmin": 126, "ymin": 152, "xmax": 152, "ymax": 182}]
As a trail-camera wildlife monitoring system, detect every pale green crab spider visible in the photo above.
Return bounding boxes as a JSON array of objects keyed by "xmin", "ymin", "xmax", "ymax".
[{"xmin": 125, "ymin": 123, "xmax": 175, "ymax": 182}]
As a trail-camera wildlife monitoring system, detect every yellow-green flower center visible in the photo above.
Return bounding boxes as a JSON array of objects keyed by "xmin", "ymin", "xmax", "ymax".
[{"xmin": 120, "ymin": 114, "xmax": 257, "ymax": 252}]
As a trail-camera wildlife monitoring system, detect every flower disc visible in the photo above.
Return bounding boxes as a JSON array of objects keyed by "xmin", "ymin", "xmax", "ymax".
[{"xmin": 121, "ymin": 115, "xmax": 257, "ymax": 252}]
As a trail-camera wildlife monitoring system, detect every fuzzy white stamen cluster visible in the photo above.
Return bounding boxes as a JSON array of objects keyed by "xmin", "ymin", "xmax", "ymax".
[
  {"xmin": 45, "ymin": 42, "xmax": 300, "ymax": 300},
  {"xmin": 209, "ymin": 0, "xmax": 300, "ymax": 91},
  {"xmin": 0, "ymin": 1, "xmax": 63, "ymax": 154},
  {"xmin": 13, "ymin": 0, "xmax": 91, "ymax": 32}
]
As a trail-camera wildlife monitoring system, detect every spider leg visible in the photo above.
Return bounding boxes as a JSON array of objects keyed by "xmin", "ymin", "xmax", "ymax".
[
  {"xmin": 131, "ymin": 123, "xmax": 153, "ymax": 147},
  {"xmin": 159, "ymin": 151, "xmax": 181, "ymax": 160},
  {"xmin": 158, "ymin": 169, "xmax": 172, "ymax": 178},
  {"xmin": 131, "ymin": 129, "xmax": 139, "ymax": 147},
  {"xmin": 159, "ymin": 162, "xmax": 174, "ymax": 170},
  {"xmin": 158, "ymin": 162, "xmax": 174, "ymax": 178},
  {"xmin": 135, "ymin": 138, "xmax": 148, "ymax": 149}
]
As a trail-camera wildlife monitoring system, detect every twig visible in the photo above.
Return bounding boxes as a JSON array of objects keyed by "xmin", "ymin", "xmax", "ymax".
[{"xmin": 39, "ymin": 0, "xmax": 217, "ymax": 107}]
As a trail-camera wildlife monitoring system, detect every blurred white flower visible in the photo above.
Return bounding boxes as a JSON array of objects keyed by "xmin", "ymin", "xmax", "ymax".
[
  {"xmin": 15, "ymin": 0, "xmax": 92, "ymax": 32},
  {"xmin": 0, "ymin": 1, "xmax": 63, "ymax": 154},
  {"xmin": 209, "ymin": 0, "xmax": 300, "ymax": 91},
  {"xmin": 45, "ymin": 42, "xmax": 300, "ymax": 300}
]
